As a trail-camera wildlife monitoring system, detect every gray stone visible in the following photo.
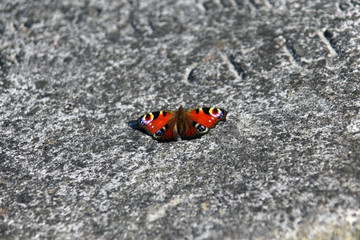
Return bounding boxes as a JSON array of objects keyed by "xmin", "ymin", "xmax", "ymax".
[{"xmin": 1, "ymin": 0, "xmax": 359, "ymax": 239}]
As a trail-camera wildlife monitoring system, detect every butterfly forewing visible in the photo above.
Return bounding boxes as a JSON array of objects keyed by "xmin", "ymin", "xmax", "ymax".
[
  {"xmin": 186, "ymin": 107, "xmax": 227, "ymax": 128},
  {"xmin": 138, "ymin": 110, "xmax": 175, "ymax": 134}
]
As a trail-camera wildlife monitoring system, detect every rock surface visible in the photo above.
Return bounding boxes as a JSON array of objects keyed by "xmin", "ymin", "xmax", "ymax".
[{"xmin": 1, "ymin": 0, "xmax": 359, "ymax": 239}]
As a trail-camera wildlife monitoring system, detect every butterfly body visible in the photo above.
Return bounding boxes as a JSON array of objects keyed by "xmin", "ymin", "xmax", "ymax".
[{"xmin": 138, "ymin": 106, "xmax": 227, "ymax": 142}]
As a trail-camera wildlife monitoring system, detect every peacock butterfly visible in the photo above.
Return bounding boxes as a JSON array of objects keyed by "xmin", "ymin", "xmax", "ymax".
[{"xmin": 137, "ymin": 106, "xmax": 227, "ymax": 142}]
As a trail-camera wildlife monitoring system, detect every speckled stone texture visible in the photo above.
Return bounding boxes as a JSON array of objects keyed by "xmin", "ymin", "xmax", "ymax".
[{"xmin": 1, "ymin": 0, "xmax": 359, "ymax": 239}]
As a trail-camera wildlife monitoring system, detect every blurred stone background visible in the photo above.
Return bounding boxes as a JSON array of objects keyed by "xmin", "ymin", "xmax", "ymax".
[{"xmin": 1, "ymin": 0, "xmax": 359, "ymax": 239}]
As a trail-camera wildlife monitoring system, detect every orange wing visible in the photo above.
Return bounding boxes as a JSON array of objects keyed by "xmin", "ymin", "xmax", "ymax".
[
  {"xmin": 186, "ymin": 107, "xmax": 227, "ymax": 128},
  {"xmin": 181, "ymin": 107, "xmax": 227, "ymax": 140},
  {"xmin": 138, "ymin": 110, "xmax": 178, "ymax": 142}
]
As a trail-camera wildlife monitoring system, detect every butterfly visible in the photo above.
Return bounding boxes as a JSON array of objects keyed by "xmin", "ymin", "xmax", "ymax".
[{"xmin": 137, "ymin": 106, "xmax": 227, "ymax": 142}]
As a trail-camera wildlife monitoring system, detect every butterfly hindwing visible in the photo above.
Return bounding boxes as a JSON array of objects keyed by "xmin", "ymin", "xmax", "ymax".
[
  {"xmin": 157, "ymin": 124, "xmax": 179, "ymax": 142},
  {"xmin": 180, "ymin": 120, "xmax": 209, "ymax": 140},
  {"xmin": 137, "ymin": 110, "xmax": 178, "ymax": 142},
  {"xmin": 181, "ymin": 107, "xmax": 227, "ymax": 140}
]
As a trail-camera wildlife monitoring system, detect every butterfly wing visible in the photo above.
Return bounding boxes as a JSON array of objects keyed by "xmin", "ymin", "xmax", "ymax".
[
  {"xmin": 181, "ymin": 107, "xmax": 227, "ymax": 140},
  {"xmin": 138, "ymin": 110, "xmax": 179, "ymax": 142}
]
